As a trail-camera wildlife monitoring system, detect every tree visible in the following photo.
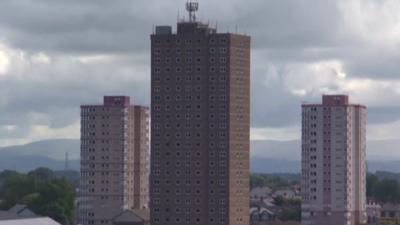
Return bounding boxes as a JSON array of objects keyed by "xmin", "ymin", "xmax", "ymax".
[
  {"xmin": 19, "ymin": 193, "xmax": 39, "ymax": 205},
  {"xmin": 29, "ymin": 179, "xmax": 75, "ymax": 225},
  {"xmin": 250, "ymin": 173, "xmax": 293, "ymax": 190},
  {"xmin": 250, "ymin": 175, "xmax": 266, "ymax": 188},
  {"xmin": 288, "ymin": 198, "xmax": 301, "ymax": 206},
  {"xmin": 273, "ymin": 196, "xmax": 285, "ymax": 206},
  {"xmin": 0, "ymin": 170, "xmax": 23, "ymax": 198},
  {"xmin": 278, "ymin": 208, "xmax": 301, "ymax": 221},
  {"xmin": 374, "ymin": 179, "xmax": 400, "ymax": 203},
  {"xmin": 0, "ymin": 175, "xmax": 37, "ymax": 209},
  {"xmin": 0, "ymin": 168, "xmax": 75, "ymax": 225},
  {"xmin": 366, "ymin": 174, "xmax": 378, "ymax": 198},
  {"xmin": 27, "ymin": 167, "xmax": 56, "ymax": 182}
]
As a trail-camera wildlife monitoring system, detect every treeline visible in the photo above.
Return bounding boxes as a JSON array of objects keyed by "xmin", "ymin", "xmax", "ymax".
[
  {"xmin": 367, "ymin": 174, "xmax": 400, "ymax": 203},
  {"xmin": 250, "ymin": 173, "xmax": 300, "ymax": 190},
  {"xmin": 251, "ymin": 172, "xmax": 400, "ymax": 204},
  {"xmin": 273, "ymin": 196, "xmax": 301, "ymax": 221},
  {"xmin": 0, "ymin": 168, "xmax": 75, "ymax": 225}
]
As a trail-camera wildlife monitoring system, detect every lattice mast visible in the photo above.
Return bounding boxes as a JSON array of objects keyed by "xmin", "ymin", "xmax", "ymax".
[{"xmin": 186, "ymin": 1, "xmax": 199, "ymax": 22}]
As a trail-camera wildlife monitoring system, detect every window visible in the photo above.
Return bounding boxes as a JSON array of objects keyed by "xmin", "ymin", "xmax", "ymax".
[
  {"xmin": 154, "ymin": 48, "xmax": 161, "ymax": 55},
  {"xmin": 220, "ymin": 47, "xmax": 227, "ymax": 53}
]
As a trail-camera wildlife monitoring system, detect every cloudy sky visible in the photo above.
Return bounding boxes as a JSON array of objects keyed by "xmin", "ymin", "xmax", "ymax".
[{"xmin": 0, "ymin": 0, "xmax": 400, "ymax": 147}]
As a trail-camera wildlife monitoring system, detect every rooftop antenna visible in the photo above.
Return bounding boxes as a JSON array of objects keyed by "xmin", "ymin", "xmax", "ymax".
[{"xmin": 186, "ymin": 1, "xmax": 199, "ymax": 22}]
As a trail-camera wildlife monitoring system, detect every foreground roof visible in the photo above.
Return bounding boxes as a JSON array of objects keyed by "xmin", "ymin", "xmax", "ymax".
[
  {"xmin": 0, "ymin": 217, "xmax": 61, "ymax": 225},
  {"xmin": 113, "ymin": 209, "xmax": 150, "ymax": 223}
]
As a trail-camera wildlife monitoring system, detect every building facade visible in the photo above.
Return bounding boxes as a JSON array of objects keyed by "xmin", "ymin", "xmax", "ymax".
[
  {"xmin": 301, "ymin": 95, "xmax": 367, "ymax": 225},
  {"xmin": 150, "ymin": 2, "xmax": 251, "ymax": 225},
  {"xmin": 79, "ymin": 96, "xmax": 149, "ymax": 225}
]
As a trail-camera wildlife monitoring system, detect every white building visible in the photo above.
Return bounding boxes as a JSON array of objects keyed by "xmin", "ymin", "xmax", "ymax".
[{"xmin": 301, "ymin": 95, "xmax": 367, "ymax": 225}]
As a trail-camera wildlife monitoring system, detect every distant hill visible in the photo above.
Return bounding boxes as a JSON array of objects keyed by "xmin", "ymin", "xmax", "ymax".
[
  {"xmin": 374, "ymin": 171, "xmax": 400, "ymax": 182},
  {"xmin": 0, "ymin": 139, "xmax": 79, "ymax": 160},
  {"xmin": 251, "ymin": 157, "xmax": 300, "ymax": 173},
  {"xmin": 252, "ymin": 139, "xmax": 400, "ymax": 161},
  {"xmin": 251, "ymin": 139, "xmax": 400, "ymax": 173},
  {"xmin": 0, "ymin": 139, "xmax": 79, "ymax": 172},
  {"xmin": 1, "ymin": 138, "xmax": 400, "ymax": 173},
  {"xmin": 0, "ymin": 154, "xmax": 80, "ymax": 172},
  {"xmin": 251, "ymin": 157, "xmax": 400, "ymax": 173},
  {"xmin": 252, "ymin": 140, "xmax": 300, "ymax": 161}
]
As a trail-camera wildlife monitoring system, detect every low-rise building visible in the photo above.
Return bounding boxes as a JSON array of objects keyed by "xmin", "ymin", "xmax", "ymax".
[
  {"xmin": 0, "ymin": 217, "xmax": 61, "ymax": 225},
  {"xmin": 366, "ymin": 201, "xmax": 381, "ymax": 224},
  {"xmin": 273, "ymin": 189, "xmax": 296, "ymax": 199},
  {"xmin": 250, "ymin": 207, "xmax": 275, "ymax": 224},
  {"xmin": 251, "ymin": 187, "xmax": 273, "ymax": 200},
  {"xmin": 256, "ymin": 222, "xmax": 300, "ymax": 225},
  {"xmin": 7, "ymin": 204, "xmax": 36, "ymax": 218},
  {"xmin": 0, "ymin": 204, "xmax": 60, "ymax": 225},
  {"xmin": 112, "ymin": 209, "xmax": 150, "ymax": 225},
  {"xmin": 380, "ymin": 203, "xmax": 400, "ymax": 221}
]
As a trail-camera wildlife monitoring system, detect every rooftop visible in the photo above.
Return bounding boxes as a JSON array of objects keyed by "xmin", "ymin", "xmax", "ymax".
[
  {"xmin": 302, "ymin": 95, "xmax": 366, "ymax": 108},
  {"xmin": 0, "ymin": 217, "xmax": 60, "ymax": 225},
  {"xmin": 112, "ymin": 209, "xmax": 150, "ymax": 223}
]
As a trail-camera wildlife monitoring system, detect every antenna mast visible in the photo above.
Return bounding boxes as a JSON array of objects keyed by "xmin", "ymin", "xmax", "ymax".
[
  {"xmin": 65, "ymin": 152, "xmax": 69, "ymax": 170},
  {"xmin": 186, "ymin": 1, "xmax": 199, "ymax": 22}
]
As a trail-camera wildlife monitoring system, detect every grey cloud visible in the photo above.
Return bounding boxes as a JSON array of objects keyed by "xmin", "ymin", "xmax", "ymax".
[
  {"xmin": 234, "ymin": 0, "xmax": 342, "ymax": 50},
  {"xmin": 0, "ymin": 0, "xmax": 342, "ymax": 53},
  {"xmin": 367, "ymin": 107, "xmax": 400, "ymax": 124},
  {"xmin": 251, "ymin": 65, "xmax": 303, "ymax": 128},
  {"xmin": 0, "ymin": 0, "xmax": 161, "ymax": 54},
  {"xmin": 343, "ymin": 50, "xmax": 400, "ymax": 79},
  {"xmin": 0, "ymin": 54, "xmax": 150, "ymax": 129},
  {"xmin": 0, "ymin": 0, "xmax": 400, "ymax": 143}
]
